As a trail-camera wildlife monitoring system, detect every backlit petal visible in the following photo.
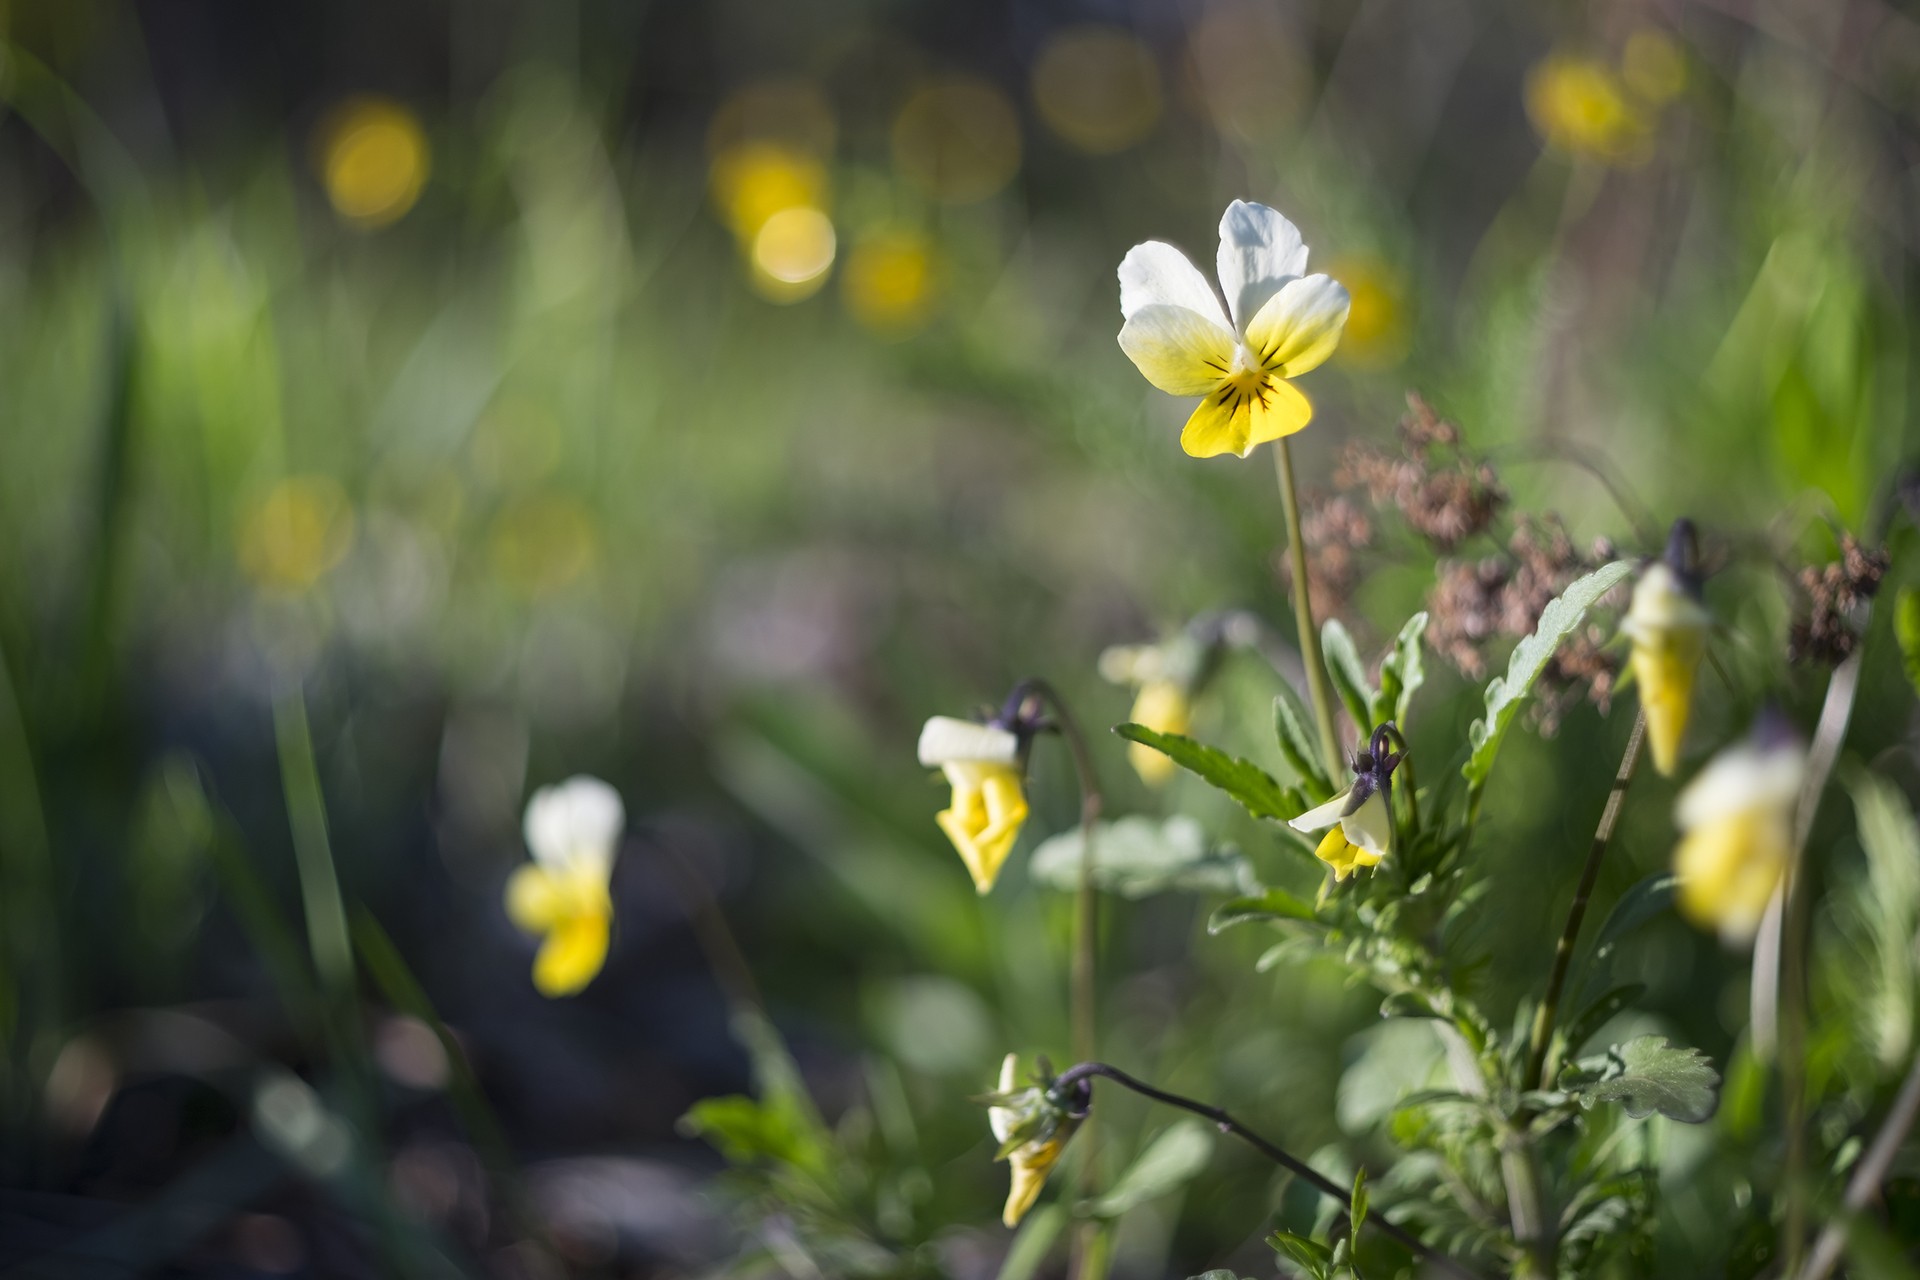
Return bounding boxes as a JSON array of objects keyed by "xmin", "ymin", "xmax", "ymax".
[
  {"xmin": 1118, "ymin": 305, "xmax": 1235, "ymax": 396},
  {"xmin": 1243, "ymin": 376, "xmax": 1313, "ymax": 448},
  {"xmin": 1178, "ymin": 386, "xmax": 1255, "ymax": 459},
  {"xmin": 1339, "ymin": 788, "xmax": 1393, "ymax": 856},
  {"xmin": 1217, "ymin": 201, "xmax": 1308, "ymax": 333},
  {"xmin": 532, "ymin": 910, "xmax": 612, "ymax": 996},
  {"xmin": 1246, "ymin": 274, "xmax": 1351, "ymax": 377},
  {"xmin": 919, "ymin": 716, "xmax": 1020, "ymax": 766},
  {"xmin": 1288, "ymin": 787, "xmax": 1353, "ymax": 833},
  {"xmin": 1118, "ymin": 240, "xmax": 1228, "ymax": 324},
  {"xmin": 524, "ymin": 775, "xmax": 625, "ymax": 868}
]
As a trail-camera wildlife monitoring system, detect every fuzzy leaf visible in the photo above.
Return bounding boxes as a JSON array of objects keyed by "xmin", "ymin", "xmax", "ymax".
[
  {"xmin": 1462, "ymin": 561, "xmax": 1633, "ymax": 787},
  {"xmin": 1089, "ymin": 1120, "xmax": 1212, "ymax": 1218},
  {"xmin": 1114, "ymin": 724, "xmax": 1305, "ymax": 822},
  {"xmin": 1321, "ymin": 619, "xmax": 1376, "ymax": 736},
  {"xmin": 1560, "ymin": 1035, "xmax": 1719, "ymax": 1123},
  {"xmin": 1209, "ymin": 888, "xmax": 1319, "ymax": 933},
  {"xmin": 1373, "ymin": 611, "xmax": 1429, "ymax": 730},
  {"xmin": 1028, "ymin": 815, "xmax": 1257, "ymax": 899},
  {"xmin": 1273, "ymin": 688, "xmax": 1335, "ymax": 799}
]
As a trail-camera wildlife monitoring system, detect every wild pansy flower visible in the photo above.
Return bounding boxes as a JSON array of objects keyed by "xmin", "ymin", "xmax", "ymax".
[
  {"xmin": 1620, "ymin": 520, "xmax": 1709, "ymax": 777},
  {"xmin": 1288, "ymin": 724, "xmax": 1402, "ymax": 881},
  {"xmin": 1116, "ymin": 200, "xmax": 1351, "ymax": 459},
  {"xmin": 505, "ymin": 775, "xmax": 623, "ymax": 996},
  {"xmin": 1672, "ymin": 715, "xmax": 1806, "ymax": 945},
  {"xmin": 919, "ymin": 710, "xmax": 1031, "ymax": 893},
  {"xmin": 982, "ymin": 1054, "xmax": 1085, "ymax": 1227}
]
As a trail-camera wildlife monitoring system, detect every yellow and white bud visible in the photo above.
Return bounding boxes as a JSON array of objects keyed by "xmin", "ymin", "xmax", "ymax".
[
  {"xmin": 919, "ymin": 717, "xmax": 1029, "ymax": 893},
  {"xmin": 1620, "ymin": 562, "xmax": 1711, "ymax": 776},
  {"xmin": 1673, "ymin": 733, "xmax": 1806, "ymax": 945},
  {"xmin": 1289, "ymin": 783, "xmax": 1392, "ymax": 881}
]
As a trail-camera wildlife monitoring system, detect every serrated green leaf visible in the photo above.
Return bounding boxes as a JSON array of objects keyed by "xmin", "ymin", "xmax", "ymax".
[
  {"xmin": 1273, "ymin": 689, "xmax": 1335, "ymax": 800},
  {"xmin": 1560, "ymin": 1035, "xmax": 1719, "ymax": 1123},
  {"xmin": 1321, "ymin": 619, "xmax": 1375, "ymax": 735},
  {"xmin": 1373, "ymin": 611, "xmax": 1428, "ymax": 729},
  {"xmin": 1209, "ymin": 888, "xmax": 1319, "ymax": 933},
  {"xmin": 1088, "ymin": 1120, "xmax": 1213, "ymax": 1218},
  {"xmin": 1462, "ymin": 561, "xmax": 1633, "ymax": 787},
  {"xmin": 1114, "ymin": 723, "xmax": 1305, "ymax": 822},
  {"xmin": 1896, "ymin": 587, "xmax": 1920, "ymax": 701},
  {"xmin": 1028, "ymin": 815, "xmax": 1257, "ymax": 899}
]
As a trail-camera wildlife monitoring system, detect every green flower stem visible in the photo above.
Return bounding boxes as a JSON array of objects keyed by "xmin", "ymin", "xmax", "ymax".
[
  {"xmin": 1272, "ymin": 438, "xmax": 1345, "ymax": 779},
  {"xmin": 1024, "ymin": 679, "xmax": 1106, "ymax": 1280},
  {"xmin": 1796, "ymin": 1043, "xmax": 1920, "ymax": 1280},
  {"xmin": 1779, "ymin": 643, "xmax": 1867, "ymax": 1274},
  {"xmin": 1523, "ymin": 711, "xmax": 1646, "ymax": 1092},
  {"xmin": 1050, "ymin": 1061, "xmax": 1482, "ymax": 1280}
]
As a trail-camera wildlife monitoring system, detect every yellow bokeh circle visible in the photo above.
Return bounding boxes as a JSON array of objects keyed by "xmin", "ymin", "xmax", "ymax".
[
  {"xmin": 1032, "ymin": 25, "xmax": 1162, "ymax": 154},
  {"xmin": 317, "ymin": 97, "xmax": 430, "ymax": 227},
  {"xmin": 892, "ymin": 77, "xmax": 1022, "ymax": 204},
  {"xmin": 238, "ymin": 476, "xmax": 357, "ymax": 593}
]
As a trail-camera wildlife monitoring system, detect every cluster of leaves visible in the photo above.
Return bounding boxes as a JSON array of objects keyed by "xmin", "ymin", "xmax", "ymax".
[{"xmin": 1118, "ymin": 564, "xmax": 1717, "ymax": 1276}]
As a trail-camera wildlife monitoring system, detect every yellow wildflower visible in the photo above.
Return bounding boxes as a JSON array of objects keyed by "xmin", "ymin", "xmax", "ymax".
[
  {"xmin": 1673, "ymin": 724, "xmax": 1806, "ymax": 945},
  {"xmin": 1117, "ymin": 200, "xmax": 1350, "ymax": 458},
  {"xmin": 1620, "ymin": 537, "xmax": 1710, "ymax": 776},
  {"xmin": 505, "ymin": 776, "xmax": 623, "ymax": 996},
  {"xmin": 986, "ymin": 1054, "xmax": 1083, "ymax": 1227},
  {"xmin": 1288, "ymin": 726, "xmax": 1402, "ymax": 881},
  {"xmin": 919, "ymin": 716, "xmax": 1029, "ymax": 893}
]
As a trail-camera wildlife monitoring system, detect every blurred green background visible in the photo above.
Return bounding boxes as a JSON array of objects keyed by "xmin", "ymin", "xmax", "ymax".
[{"xmin": 1, "ymin": 0, "xmax": 1917, "ymax": 1275}]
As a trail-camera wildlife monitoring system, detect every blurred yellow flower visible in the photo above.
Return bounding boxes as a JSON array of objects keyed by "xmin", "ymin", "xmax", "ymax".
[
  {"xmin": 317, "ymin": 98, "xmax": 429, "ymax": 228},
  {"xmin": 506, "ymin": 776, "xmax": 623, "ymax": 996},
  {"xmin": 488, "ymin": 493, "xmax": 598, "ymax": 595},
  {"xmin": 1126, "ymin": 680, "xmax": 1190, "ymax": 786},
  {"xmin": 1621, "ymin": 559, "xmax": 1710, "ymax": 777},
  {"xmin": 918, "ymin": 715, "xmax": 1029, "ymax": 893},
  {"xmin": 1031, "ymin": 25, "xmax": 1162, "ymax": 154},
  {"xmin": 750, "ymin": 206, "xmax": 837, "ymax": 302},
  {"xmin": 1117, "ymin": 200, "xmax": 1350, "ymax": 458},
  {"xmin": 238, "ymin": 476, "xmax": 356, "ymax": 593},
  {"xmin": 1327, "ymin": 255, "xmax": 1409, "ymax": 370},
  {"xmin": 841, "ymin": 230, "xmax": 939, "ymax": 334},
  {"xmin": 1524, "ymin": 54, "xmax": 1650, "ymax": 165},
  {"xmin": 986, "ymin": 1054, "xmax": 1083, "ymax": 1227},
  {"xmin": 893, "ymin": 77, "xmax": 1022, "ymax": 205},
  {"xmin": 1673, "ymin": 725, "xmax": 1806, "ymax": 946},
  {"xmin": 709, "ymin": 142, "xmax": 829, "ymax": 242}
]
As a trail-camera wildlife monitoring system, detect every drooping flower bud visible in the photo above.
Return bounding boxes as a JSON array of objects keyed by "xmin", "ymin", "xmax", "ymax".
[
  {"xmin": 1286, "ymin": 723, "xmax": 1403, "ymax": 881},
  {"xmin": 1621, "ymin": 519, "xmax": 1710, "ymax": 776},
  {"xmin": 981, "ymin": 1054, "xmax": 1086, "ymax": 1227}
]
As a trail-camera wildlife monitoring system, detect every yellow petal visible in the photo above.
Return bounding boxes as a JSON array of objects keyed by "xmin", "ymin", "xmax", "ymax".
[
  {"xmin": 1245, "ymin": 274, "xmax": 1351, "ymax": 377},
  {"xmin": 505, "ymin": 864, "xmax": 564, "ymax": 932},
  {"xmin": 1630, "ymin": 627, "xmax": 1704, "ymax": 777},
  {"xmin": 1314, "ymin": 826, "xmax": 1382, "ymax": 881},
  {"xmin": 532, "ymin": 909, "xmax": 612, "ymax": 996},
  {"xmin": 1675, "ymin": 808, "xmax": 1788, "ymax": 945},
  {"xmin": 1180, "ymin": 376, "xmax": 1312, "ymax": 458},
  {"xmin": 935, "ymin": 763, "xmax": 1029, "ymax": 892},
  {"xmin": 1002, "ymin": 1126, "xmax": 1076, "ymax": 1227},
  {"xmin": 1118, "ymin": 304, "xmax": 1235, "ymax": 396}
]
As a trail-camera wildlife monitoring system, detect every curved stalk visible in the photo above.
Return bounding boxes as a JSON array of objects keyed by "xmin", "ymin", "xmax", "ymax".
[
  {"xmin": 1796, "ymin": 1046, "xmax": 1920, "ymax": 1280},
  {"xmin": 1272, "ymin": 438, "xmax": 1345, "ymax": 778},
  {"xmin": 1523, "ymin": 712, "xmax": 1647, "ymax": 1091},
  {"xmin": 1049, "ymin": 1061, "xmax": 1482, "ymax": 1280}
]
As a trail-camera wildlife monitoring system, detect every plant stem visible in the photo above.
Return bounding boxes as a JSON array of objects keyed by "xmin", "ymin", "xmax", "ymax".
[
  {"xmin": 1796, "ymin": 1046, "xmax": 1920, "ymax": 1280},
  {"xmin": 1050, "ymin": 1062, "xmax": 1482, "ymax": 1280},
  {"xmin": 1272, "ymin": 438, "xmax": 1344, "ymax": 779},
  {"xmin": 1024, "ymin": 679, "xmax": 1105, "ymax": 1280},
  {"xmin": 1777, "ymin": 645, "xmax": 1866, "ymax": 1274},
  {"xmin": 272, "ymin": 686, "xmax": 355, "ymax": 1005},
  {"xmin": 1523, "ymin": 712, "xmax": 1646, "ymax": 1091}
]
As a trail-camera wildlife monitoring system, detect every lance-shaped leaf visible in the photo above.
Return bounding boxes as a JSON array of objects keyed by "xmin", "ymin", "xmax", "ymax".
[
  {"xmin": 1896, "ymin": 586, "xmax": 1920, "ymax": 702},
  {"xmin": 1559, "ymin": 1035, "xmax": 1719, "ymax": 1123},
  {"xmin": 1372, "ymin": 611, "xmax": 1429, "ymax": 730},
  {"xmin": 1115, "ymin": 724, "xmax": 1306, "ymax": 822},
  {"xmin": 1321, "ymin": 618, "xmax": 1376, "ymax": 735},
  {"xmin": 1088, "ymin": 1120, "xmax": 1212, "ymax": 1218},
  {"xmin": 1273, "ymin": 686, "xmax": 1335, "ymax": 799},
  {"xmin": 1208, "ymin": 887, "xmax": 1319, "ymax": 934},
  {"xmin": 1028, "ymin": 815, "xmax": 1257, "ymax": 899},
  {"xmin": 1462, "ymin": 560, "xmax": 1633, "ymax": 787}
]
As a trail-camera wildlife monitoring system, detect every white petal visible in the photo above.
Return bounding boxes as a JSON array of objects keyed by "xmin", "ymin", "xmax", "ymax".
[
  {"xmin": 918, "ymin": 716, "xmax": 1020, "ymax": 767},
  {"xmin": 1288, "ymin": 788, "xmax": 1352, "ymax": 833},
  {"xmin": 1216, "ymin": 200, "xmax": 1309, "ymax": 333},
  {"xmin": 524, "ymin": 775, "xmax": 625, "ymax": 867},
  {"xmin": 1620, "ymin": 563, "xmax": 1711, "ymax": 643},
  {"xmin": 1340, "ymin": 789, "xmax": 1393, "ymax": 856},
  {"xmin": 1245, "ymin": 274, "xmax": 1351, "ymax": 377},
  {"xmin": 1117, "ymin": 304, "xmax": 1236, "ymax": 396},
  {"xmin": 1676, "ymin": 741, "xmax": 1806, "ymax": 831},
  {"xmin": 989, "ymin": 1053, "xmax": 1019, "ymax": 1142},
  {"xmin": 1118, "ymin": 240, "xmax": 1228, "ymax": 325}
]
